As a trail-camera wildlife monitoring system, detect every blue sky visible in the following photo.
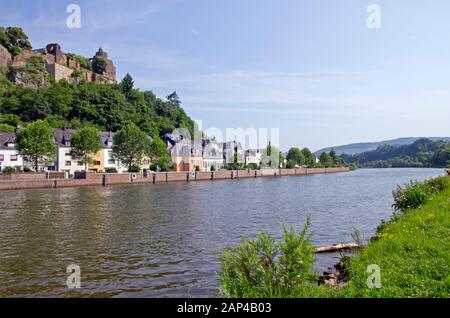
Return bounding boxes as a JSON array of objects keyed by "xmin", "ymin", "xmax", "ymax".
[{"xmin": 1, "ymin": 0, "xmax": 450, "ymax": 151}]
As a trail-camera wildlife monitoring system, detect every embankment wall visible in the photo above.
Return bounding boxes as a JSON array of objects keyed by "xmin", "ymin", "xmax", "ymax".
[{"xmin": 0, "ymin": 167, "xmax": 350, "ymax": 191}]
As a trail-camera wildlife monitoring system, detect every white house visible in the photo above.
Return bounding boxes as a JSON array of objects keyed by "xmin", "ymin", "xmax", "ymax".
[
  {"xmin": 52, "ymin": 128, "xmax": 85, "ymax": 176},
  {"xmin": 203, "ymin": 139, "xmax": 224, "ymax": 171},
  {"xmin": 98, "ymin": 131, "xmax": 127, "ymax": 173},
  {"xmin": 0, "ymin": 132, "xmax": 24, "ymax": 172},
  {"xmin": 53, "ymin": 129, "xmax": 132, "ymax": 175},
  {"xmin": 244, "ymin": 149, "xmax": 262, "ymax": 166}
]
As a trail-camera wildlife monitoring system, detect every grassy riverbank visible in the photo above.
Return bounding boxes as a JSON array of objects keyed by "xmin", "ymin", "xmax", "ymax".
[
  {"xmin": 341, "ymin": 176, "xmax": 450, "ymax": 297},
  {"xmin": 218, "ymin": 176, "xmax": 450, "ymax": 298}
]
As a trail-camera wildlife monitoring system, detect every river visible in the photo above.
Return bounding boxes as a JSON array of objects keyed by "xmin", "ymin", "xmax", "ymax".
[{"xmin": 0, "ymin": 168, "xmax": 444, "ymax": 297}]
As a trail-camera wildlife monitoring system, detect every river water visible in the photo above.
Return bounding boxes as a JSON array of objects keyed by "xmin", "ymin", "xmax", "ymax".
[{"xmin": 0, "ymin": 168, "xmax": 444, "ymax": 297}]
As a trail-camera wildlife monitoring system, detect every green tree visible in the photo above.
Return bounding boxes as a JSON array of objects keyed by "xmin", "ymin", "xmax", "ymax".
[
  {"xmin": 0, "ymin": 114, "xmax": 21, "ymax": 126},
  {"xmin": 225, "ymin": 152, "xmax": 246, "ymax": 170},
  {"xmin": 155, "ymin": 155, "xmax": 173, "ymax": 172},
  {"xmin": 16, "ymin": 120, "xmax": 56, "ymax": 171},
  {"xmin": 431, "ymin": 146, "xmax": 450, "ymax": 167},
  {"xmin": 120, "ymin": 73, "xmax": 134, "ymax": 96},
  {"xmin": 112, "ymin": 123, "xmax": 149, "ymax": 169},
  {"xmin": 261, "ymin": 144, "xmax": 282, "ymax": 168},
  {"xmin": 301, "ymin": 148, "xmax": 316, "ymax": 167},
  {"xmin": 329, "ymin": 149, "xmax": 337, "ymax": 162},
  {"xmin": 319, "ymin": 152, "xmax": 333, "ymax": 168},
  {"xmin": 44, "ymin": 81, "xmax": 73, "ymax": 117},
  {"xmin": 286, "ymin": 147, "xmax": 305, "ymax": 166},
  {"xmin": 286, "ymin": 159, "xmax": 296, "ymax": 169},
  {"xmin": 0, "ymin": 27, "xmax": 8, "ymax": 49},
  {"xmin": 0, "ymin": 26, "xmax": 32, "ymax": 56},
  {"xmin": 146, "ymin": 136, "xmax": 171, "ymax": 171},
  {"xmin": 0, "ymin": 123, "xmax": 14, "ymax": 132},
  {"xmin": 329, "ymin": 148, "xmax": 343, "ymax": 166},
  {"xmin": 167, "ymin": 91, "xmax": 181, "ymax": 107},
  {"xmin": 69, "ymin": 127, "xmax": 101, "ymax": 171},
  {"xmin": 92, "ymin": 57, "xmax": 107, "ymax": 74}
]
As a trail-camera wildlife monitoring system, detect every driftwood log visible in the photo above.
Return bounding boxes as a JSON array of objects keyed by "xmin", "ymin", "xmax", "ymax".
[{"xmin": 315, "ymin": 243, "xmax": 360, "ymax": 254}]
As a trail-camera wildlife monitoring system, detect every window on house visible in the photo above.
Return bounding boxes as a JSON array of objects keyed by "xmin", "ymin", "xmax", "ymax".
[
  {"xmin": 108, "ymin": 159, "xmax": 115, "ymax": 164},
  {"xmin": 77, "ymin": 161, "xmax": 84, "ymax": 166},
  {"xmin": 0, "ymin": 154, "xmax": 4, "ymax": 161},
  {"xmin": 65, "ymin": 151, "xmax": 71, "ymax": 157},
  {"xmin": 65, "ymin": 161, "xmax": 72, "ymax": 166},
  {"xmin": 10, "ymin": 155, "xmax": 18, "ymax": 161},
  {"xmin": 6, "ymin": 142, "xmax": 14, "ymax": 148},
  {"xmin": 95, "ymin": 161, "xmax": 101, "ymax": 165}
]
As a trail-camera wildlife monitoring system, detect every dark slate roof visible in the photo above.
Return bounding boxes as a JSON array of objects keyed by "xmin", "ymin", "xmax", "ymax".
[
  {"xmin": 223, "ymin": 141, "xmax": 243, "ymax": 151},
  {"xmin": 53, "ymin": 129, "xmax": 152, "ymax": 149},
  {"xmin": 0, "ymin": 132, "xmax": 16, "ymax": 150},
  {"xmin": 170, "ymin": 141, "xmax": 203, "ymax": 157},
  {"xmin": 203, "ymin": 141, "xmax": 224, "ymax": 159},
  {"xmin": 98, "ymin": 131, "xmax": 115, "ymax": 149},
  {"xmin": 53, "ymin": 128, "xmax": 77, "ymax": 147},
  {"xmin": 245, "ymin": 149, "xmax": 263, "ymax": 156}
]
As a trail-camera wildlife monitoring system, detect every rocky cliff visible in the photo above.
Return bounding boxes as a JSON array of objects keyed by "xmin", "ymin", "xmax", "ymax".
[{"xmin": 0, "ymin": 44, "xmax": 12, "ymax": 70}]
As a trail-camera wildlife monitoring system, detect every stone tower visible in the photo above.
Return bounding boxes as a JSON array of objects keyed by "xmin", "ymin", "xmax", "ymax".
[
  {"xmin": 46, "ymin": 43, "xmax": 66, "ymax": 65},
  {"xmin": 93, "ymin": 47, "xmax": 116, "ymax": 82}
]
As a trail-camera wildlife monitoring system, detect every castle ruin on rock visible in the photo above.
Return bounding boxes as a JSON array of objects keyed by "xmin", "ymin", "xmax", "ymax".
[{"xmin": 31, "ymin": 43, "xmax": 117, "ymax": 83}]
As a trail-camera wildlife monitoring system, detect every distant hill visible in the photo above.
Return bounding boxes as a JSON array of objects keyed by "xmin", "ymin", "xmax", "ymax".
[
  {"xmin": 315, "ymin": 137, "xmax": 450, "ymax": 156},
  {"xmin": 339, "ymin": 138, "xmax": 450, "ymax": 168}
]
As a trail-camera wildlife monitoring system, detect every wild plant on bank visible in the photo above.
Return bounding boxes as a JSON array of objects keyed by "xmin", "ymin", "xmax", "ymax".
[
  {"xmin": 375, "ymin": 176, "xmax": 448, "ymax": 235},
  {"xmin": 217, "ymin": 217, "xmax": 317, "ymax": 298},
  {"xmin": 351, "ymin": 228, "xmax": 365, "ymax": 249},
  {"xmin": 392, "ymin": 177, "xmax": 448, "ymax": 212}
]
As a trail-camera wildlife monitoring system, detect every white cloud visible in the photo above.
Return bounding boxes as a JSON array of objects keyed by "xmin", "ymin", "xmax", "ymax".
[{"xmin": 133, "ymin": 67, "xmax": 450, "ymax": 122}]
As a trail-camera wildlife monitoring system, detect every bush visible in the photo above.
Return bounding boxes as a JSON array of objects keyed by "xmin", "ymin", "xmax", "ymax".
[
  {"xmin": 157, "ymin": 156, "xmax": 173, "ymax": 172},
  {"xmin": 210, "ymin": 165, "xmax": 216, "ymax": 172},
  {"xmin": 0, "ymin": 123, "xmax": 14, "ymax": 132},
  {"xmin": 127, "ymin": 165, "xmax": 140, "ymax": 173},
  {"xmin": 66, "ymin": 53, "xmax": 92, "ymax": 70},
  {"xmin": 9, "ymin": 46, "xmax": 21, "ymax": 56},
  {"xmin": 92, "ymin": 57, "xmax": 106, "ymax": 74},
  {"xmin": 286, "ymin": 159, "xmax": 296, "ymax": 169},
  {"xmin": 104, "ymin": 167, "xmax": 118, "ymax": 173},
  {"xmin": 247, "ymin": 163, "xmax": 259, "ymax": 170},
  {"xmin": 23, "ymin": 166, "xmax": 31, "ymax": 172},
  {"xmin": 1, "ymin": 166, "xmax": 15, "ymax": 173},
  {"xmin": 195, "ymin": 165, "xmax": 201, "ymax": 172},
  {"xmin": 425, "ymin": 177, "xmax": 447, "ymax": 192},
  {"xmin": 217, "ymin": 217, "xmax": 317, "ymax": 297},
  {"xmin": 392, "ymin": 177, "xmax": 448, "ymax": 212}
]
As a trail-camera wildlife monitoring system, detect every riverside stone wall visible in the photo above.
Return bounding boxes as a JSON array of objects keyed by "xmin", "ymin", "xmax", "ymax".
[{"xmin": 0, "ymin": 167, "xmax": 351, "ymax": 191}]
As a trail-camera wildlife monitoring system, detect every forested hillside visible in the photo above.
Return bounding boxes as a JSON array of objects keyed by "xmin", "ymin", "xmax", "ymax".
[
  {"xmin": 315, "ymin": 137, "xmax": 450, "ymax": 156},
  {"xmin": 341, "ymin": 138, "xmax": 450, "ymax": 168},
  {"xmin": 0, "ymin": 76, "xmax": 196, "ymax": 138},
  {"xmin": 0, "ymin": 26, "xmax": 196, "ymax": 138}
]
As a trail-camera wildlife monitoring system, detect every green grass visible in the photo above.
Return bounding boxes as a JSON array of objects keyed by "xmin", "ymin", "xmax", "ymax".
[
  {"xmin": 218, "ymin": 176, "xmax": 450, "ymax": 298},
  {"xmin": 343, "ymin": 177, "xmax": 450, "ymax": 298}
]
